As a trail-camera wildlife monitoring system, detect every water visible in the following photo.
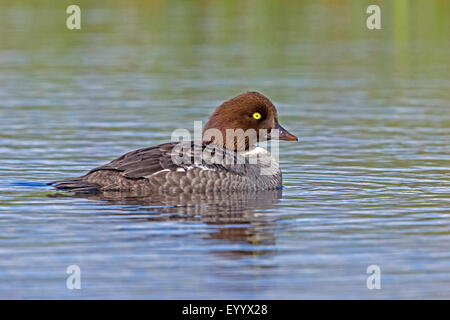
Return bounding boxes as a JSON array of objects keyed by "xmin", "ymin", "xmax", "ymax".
[{"xmin": 0, "ymin": 0, "xmax": 449, "ymax": 299}]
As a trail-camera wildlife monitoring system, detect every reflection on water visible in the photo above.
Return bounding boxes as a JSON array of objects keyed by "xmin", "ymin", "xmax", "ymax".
[
  {"xmin": 0, "ymin": 0, "xmax": 449, "ymax": 299},
  {"xmin": 63, "ymin": 190, "xmax": 282, "ymax": 255}
]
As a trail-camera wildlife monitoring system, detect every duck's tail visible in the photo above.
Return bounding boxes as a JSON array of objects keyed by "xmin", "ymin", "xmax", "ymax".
[{"xmin": 48, "ymin": 178, "xmax": 101, "ymax": 194}]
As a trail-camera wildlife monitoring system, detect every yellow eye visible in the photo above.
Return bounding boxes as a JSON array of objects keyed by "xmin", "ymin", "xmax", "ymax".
[{"xmin": 252, "ymin": 112, "xmax": 261, "ymax": 120}]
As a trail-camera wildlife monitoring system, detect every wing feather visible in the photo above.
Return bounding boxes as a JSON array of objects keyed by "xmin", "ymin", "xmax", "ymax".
[{"xmin": 51, "ymin": 141, "xmax": 250, "ymax": 193}]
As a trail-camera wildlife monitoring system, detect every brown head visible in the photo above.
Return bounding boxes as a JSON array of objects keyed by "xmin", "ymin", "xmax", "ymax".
[{"xmin": 202, "ymin": 92, "xmax": 298, "ymax": 151}]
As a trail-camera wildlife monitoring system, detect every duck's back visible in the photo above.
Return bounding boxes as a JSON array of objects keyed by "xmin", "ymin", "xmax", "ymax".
[{"xmin": 50, "ymin": 141, "xmax": 281, "ymax": 195}]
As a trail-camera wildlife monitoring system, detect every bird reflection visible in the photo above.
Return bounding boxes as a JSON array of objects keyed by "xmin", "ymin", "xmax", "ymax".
[{"xmin": 51, "ymin": 189, "xmax": 283, "ymax": 258}]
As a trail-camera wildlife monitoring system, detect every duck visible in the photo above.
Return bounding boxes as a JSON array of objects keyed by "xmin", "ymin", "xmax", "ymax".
[{"xmin": 50, "ymin": 91, "xmax": 298, "ymax": 195}]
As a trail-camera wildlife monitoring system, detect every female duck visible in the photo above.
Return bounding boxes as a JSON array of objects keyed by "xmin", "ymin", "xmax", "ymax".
[{"xmin": 51, "ymin": 92, "xmax": 297, "ymax": 194}]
